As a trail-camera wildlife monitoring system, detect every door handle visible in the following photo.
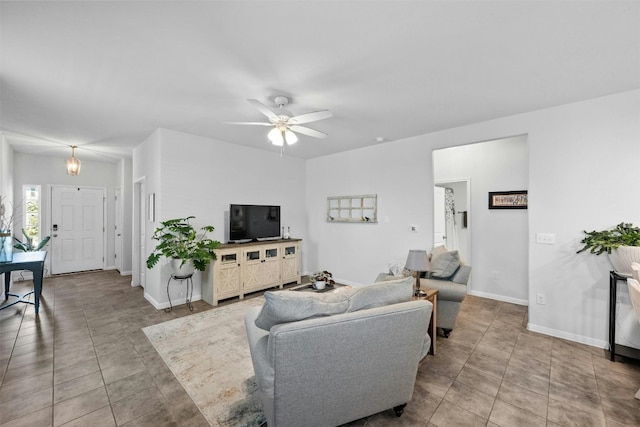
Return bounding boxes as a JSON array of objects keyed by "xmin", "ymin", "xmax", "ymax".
[
  {"xmin": 117, "ymin": 234, "xmax": 122, "ymax": 236},
  {"xmin": 53, "ymin": 234, "xmax": 58, "ymax": 237}
]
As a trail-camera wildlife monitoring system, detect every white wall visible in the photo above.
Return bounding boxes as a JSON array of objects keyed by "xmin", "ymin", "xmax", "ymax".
[
  {"xmin": 0, "ymin": 135, "xmax": 14, "ymax": 295},
  {"xmin": 307, "ymin": 89, "xmax": 640, "ymax": 348},
  {"xmin": 132, "ymin": 129, "xmax": 162, "ymax": 300},
  {"xmin": 0, "ymin": 135, "xmax": 12, "ymax": 204},
  {"xmin": 434, "ymin": 136, "xmax": 529, "ymax": 304},
  {"xmin": 12, "ymin": 152, "xmax": 119, "ymax": 273},
  {"xmin": 133, "ymin": 128, "xmax": 307, "ymax": 309},
  {"xmin": 306, "ymin": 142, "xmax": 432, "ymax": 285}
]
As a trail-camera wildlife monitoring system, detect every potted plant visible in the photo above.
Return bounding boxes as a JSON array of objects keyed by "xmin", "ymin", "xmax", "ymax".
[
  {"xmin": 577, "ymin": 222, "xmax": 640, "ymax": 274},
  {"xmin": 310, "ymin": 270, "xmax": 335, "ymax": 290},
  {"xmin": 14, "ymin": 228, "xmax": 51, "ymax": 252},
  {"xmin": 146, "ymin": 216, "xmax": 221, "ymax": 276}
]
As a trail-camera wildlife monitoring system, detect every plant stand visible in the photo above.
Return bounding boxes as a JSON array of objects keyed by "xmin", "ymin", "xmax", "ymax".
[{"xmin": 165, "ymin": 273, "xmax": 194, "ymax": 313}]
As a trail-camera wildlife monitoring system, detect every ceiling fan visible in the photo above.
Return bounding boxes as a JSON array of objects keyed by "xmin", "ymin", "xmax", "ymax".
[{"xmin": 228, "ymin": 96, "xmax": 333, "ymax": 146}]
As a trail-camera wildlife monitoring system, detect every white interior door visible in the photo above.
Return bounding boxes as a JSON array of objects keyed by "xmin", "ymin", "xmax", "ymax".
[
  {"xmin": 434, "ymin": 186, "xmax": 446, "ymax": 248},
  {"xmin": 51, "ymin": 186, "xmax": 105, "ymax": 274},
  {"xmin": 114, "ymin": 187, "xmax": 123, "ymax": 272}
]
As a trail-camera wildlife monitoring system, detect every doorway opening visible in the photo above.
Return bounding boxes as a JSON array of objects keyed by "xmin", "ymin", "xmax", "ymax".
[
  {"xmin": 434, "ymin": 180, "xmax": 470, "ymax": 264},
  {"xmin": 432, "ymin": 135, "xmax": 529, "ymax": 305}
]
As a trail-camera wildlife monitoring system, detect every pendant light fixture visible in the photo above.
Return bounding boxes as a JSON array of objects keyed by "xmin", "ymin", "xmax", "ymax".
[{"xmin": 66, "ymin": 145, "xmax": 81, "ymax": 176}]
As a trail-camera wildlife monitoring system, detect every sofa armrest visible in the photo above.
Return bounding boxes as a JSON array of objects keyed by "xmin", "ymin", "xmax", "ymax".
[
  {"xmin": 451, "ymin": 264, "xmax": 472, "ymax": 285},
  {"xmin": 244, "ymin": 306, "xmax": 275, "ymax": 397}
]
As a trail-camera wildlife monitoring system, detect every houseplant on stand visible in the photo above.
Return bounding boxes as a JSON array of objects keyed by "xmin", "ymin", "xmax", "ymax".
[
  {"xmin": 146, "ymin": 216, "xmax": 221, "ymax": 276},
  {"xmin": 577, "ymin": 222, "xmax": 640, "ymax": 274}
]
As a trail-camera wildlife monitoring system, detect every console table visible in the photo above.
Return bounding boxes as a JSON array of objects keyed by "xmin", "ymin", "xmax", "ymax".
[
  {"xmin": 608, "ymin": 270, "xmax": 640, "ymax": 361},
  {"xmin": 1, "ymin": 251, "xmax": 47, "ymax": 314}
]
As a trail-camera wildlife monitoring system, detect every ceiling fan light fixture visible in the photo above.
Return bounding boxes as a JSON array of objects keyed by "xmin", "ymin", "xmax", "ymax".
[
  {"xmin": 268, "ymin": 127, "xmax": 284, "ymax": 146},
  {"xmin": 284, "ymin": 130, "xmax": 298, "ymax": 145},
  {"xmin": 66, "ymin": 145, "xmax": 81, "ymax": 176}
]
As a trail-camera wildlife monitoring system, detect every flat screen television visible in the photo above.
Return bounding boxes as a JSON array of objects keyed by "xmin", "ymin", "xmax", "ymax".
[{"xmin": 229, "ymin": 204, "xmax": 281, "ymax": 242}]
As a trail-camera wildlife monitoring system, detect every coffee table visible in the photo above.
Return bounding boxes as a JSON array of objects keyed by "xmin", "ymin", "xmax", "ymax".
[{"xmin": 414, "ymin": 288, "xmax": 438, "ymax": 355}]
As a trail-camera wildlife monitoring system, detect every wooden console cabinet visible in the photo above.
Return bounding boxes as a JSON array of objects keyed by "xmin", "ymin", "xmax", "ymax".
[{"xmin": 202, "ymin": 239, "xmax": 301, "ymax": 306}]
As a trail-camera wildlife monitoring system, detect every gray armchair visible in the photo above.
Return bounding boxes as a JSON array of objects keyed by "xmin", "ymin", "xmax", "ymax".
[
  {"xmin": 420, "ymin": 263, "xmax": 471, "ymax": 337},
  {"xmin": 244, "ymin": 278, "xmax": 432, "ymax": 427}
]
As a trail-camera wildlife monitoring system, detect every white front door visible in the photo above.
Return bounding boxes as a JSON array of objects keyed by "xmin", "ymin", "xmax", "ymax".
[
  {"xmin": 433, "ymin": 186, "xmax": 446, "ymax": 248},
  {"xmin": 51, "ymin": 186, "xmax": 105, "ymax": 274}
]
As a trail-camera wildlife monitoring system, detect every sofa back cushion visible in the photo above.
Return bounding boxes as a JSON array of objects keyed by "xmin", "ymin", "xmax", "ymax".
[
  {"xmin": 254, "ymin": 276, "xmax": 415, "ymax": 330},
  {"xmin": 347, "ymin": 276, "xmax": 414, "ymax": 312},
  {"xmin": 255, "ymin": 291, "xmax": 350, "ymax": 330}
]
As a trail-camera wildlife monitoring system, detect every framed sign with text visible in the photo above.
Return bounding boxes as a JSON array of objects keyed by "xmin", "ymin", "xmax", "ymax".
[{"xmin": 488, "ymin": 191, "xmax": 528, "ymax": 209}]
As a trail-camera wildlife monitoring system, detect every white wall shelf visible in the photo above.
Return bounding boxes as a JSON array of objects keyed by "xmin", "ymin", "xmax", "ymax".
[{"xmin": 327, "ymin": 194, "xmax": 377, "ymax": 223}]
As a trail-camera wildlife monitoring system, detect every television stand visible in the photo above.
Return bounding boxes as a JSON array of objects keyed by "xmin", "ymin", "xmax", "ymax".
[{"xmin": 202, "ymin": 239, "xmax": 302, "ymax": 306}]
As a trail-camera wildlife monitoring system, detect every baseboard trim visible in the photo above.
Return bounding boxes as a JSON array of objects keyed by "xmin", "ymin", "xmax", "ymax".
[
  {"xmin": 144, "ymin": 292, "xmax": 202, "ymax": 310},
  {"xmin": 527, "ymin": 322, "xmax": 608, "ymax": 349},
  {"xmin": 468, "ymin": 290, "xmax": 528, "ymax": 306},
  {"xmin": 119, "ymin": 270, "xmax": 132, "ymax": 276}
]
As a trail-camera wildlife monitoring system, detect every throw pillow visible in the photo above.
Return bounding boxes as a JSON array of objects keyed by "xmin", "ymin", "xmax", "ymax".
[
  {"xmin": 429, "ymin": 245, "xmax": 448, "ymax": 260},
  {"xmin": 347, "ymin": 276, "xmax": 414, "ymax": 312},
  {"xmin": 430, "ymin": 250, "xmax": 460, "ymax": 278},
  {"xmin": 254, "ymin": 290, "xmax": 350, "ymax": 330}
]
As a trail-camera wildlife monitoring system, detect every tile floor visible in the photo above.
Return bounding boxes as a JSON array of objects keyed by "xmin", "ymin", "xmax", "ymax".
[{"xmin": 1, "ymin": 270, "xmax": 639, "ymax": 426}]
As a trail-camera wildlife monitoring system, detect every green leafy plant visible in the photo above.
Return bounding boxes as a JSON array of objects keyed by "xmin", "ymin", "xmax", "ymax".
[
  {"xmin": 13, "ymin": 228, "xmax": 51, "ymax": 252},
  {"xmin": 310, "ymin": 270, "xmax": 335, "ymax": 284},
  {"xmin": 577, "ymin": 222, "xmax": 640, "ymax": 255},
  {"xmin": 146, "ymin": 216, "xmax": 221, "ymax": 271}
]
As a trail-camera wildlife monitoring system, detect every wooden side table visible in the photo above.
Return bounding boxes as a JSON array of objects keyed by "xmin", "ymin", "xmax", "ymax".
[{"xmin": 414, "ymin": 288, "xmax": 438, "ymax": 355}]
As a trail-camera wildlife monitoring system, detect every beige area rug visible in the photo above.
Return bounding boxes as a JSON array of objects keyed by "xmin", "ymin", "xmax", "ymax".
[{"xmin": 143, "ymin": 297, "xmax": 266, "ymax": 427}]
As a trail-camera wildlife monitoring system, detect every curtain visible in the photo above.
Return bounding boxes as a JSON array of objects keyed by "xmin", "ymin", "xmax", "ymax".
[{"xmin": 444, "ymin": 188, "xmax": 459, "ymax": 251}]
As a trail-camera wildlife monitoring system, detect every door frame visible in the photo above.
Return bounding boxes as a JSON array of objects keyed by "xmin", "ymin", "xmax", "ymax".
[
  {"xmin": 115, "ymin": 187, "xmax": 123, "ymax": 273},
  {"xmin": 132, "ymin": 178, "xmax": 146, "ymax": 288},
  {"xmin": 47, "ymin": 184, "xmax": 107, "ymax": 274}
]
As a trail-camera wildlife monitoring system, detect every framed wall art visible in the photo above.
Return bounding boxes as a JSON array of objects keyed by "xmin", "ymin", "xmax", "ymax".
[{"xmin": 488, "ymin": 190, "xmax": 527, "ymax": 209}]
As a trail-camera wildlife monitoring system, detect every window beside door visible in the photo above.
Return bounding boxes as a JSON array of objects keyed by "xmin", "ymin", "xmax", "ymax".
[{"xmin": 23, "ymin": 185, "xmax": 41, "ymax": 245}]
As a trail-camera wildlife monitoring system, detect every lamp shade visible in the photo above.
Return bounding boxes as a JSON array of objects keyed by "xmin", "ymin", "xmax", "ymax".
[{"xmin": 405, "ymin": 249, "xmax": 429, "ymax": 272}]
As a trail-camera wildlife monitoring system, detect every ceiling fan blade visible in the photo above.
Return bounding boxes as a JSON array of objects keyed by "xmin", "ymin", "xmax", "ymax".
[
  {"xmin": 247, "ymin": 99, "xmax": 279, "ymax": 121},
  {"xmin": 289, "ymin": 125, "xmax": 328, "ymax": 139},
  {"xmin": 225, "ymin": 121, "xmax": 273, "ymax": 126},
  {"xmin": 288, "ymin": 110, "xmax": 333, "ymax": 125}
]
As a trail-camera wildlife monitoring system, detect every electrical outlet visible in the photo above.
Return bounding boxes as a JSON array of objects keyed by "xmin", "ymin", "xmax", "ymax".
[
  {"xmin": 536, "ymin": 233, "xmax": 556, "ymax": 245},
  {"xmin": 490, "ymin": 271, "xmax": 499, "ymax": 280},
  {"xmin": 536, "ymin": 293, "xmax": 546, "ymax": 305},
  {"xmin": 179, "ymin": 292, "xmax": 184, "ymax": 298}
]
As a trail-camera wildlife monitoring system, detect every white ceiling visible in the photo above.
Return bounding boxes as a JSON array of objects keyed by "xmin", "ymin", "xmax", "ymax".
[{"xmin": 1, "ymin": 1, "xmax": 639, "ymax": 162}]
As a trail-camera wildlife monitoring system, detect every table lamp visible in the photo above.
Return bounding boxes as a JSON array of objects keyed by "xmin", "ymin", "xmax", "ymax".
[{"xmin": 405, "ymin": 249, "xmax": 430, "ymax": 296}]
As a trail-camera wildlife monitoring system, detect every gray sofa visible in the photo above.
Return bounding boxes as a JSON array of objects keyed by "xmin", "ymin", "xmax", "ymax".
[{"xmin": 245, "ymin": 278, "xmax": 432, "ymax": 427}]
